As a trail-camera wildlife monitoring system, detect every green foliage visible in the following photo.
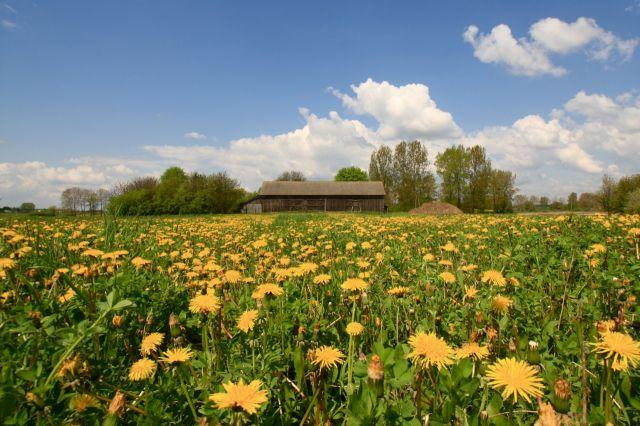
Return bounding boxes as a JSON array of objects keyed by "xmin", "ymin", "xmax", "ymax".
[
  {"xmin": 276, "ymin": 170, "xmax": 306, "ymax": 181},
  {"xmin": 108, "ymin": 167, "xmax": 246, "ymax": 215},
  {"xmin": 624, "ymin": 188, "xmax": 640, "ymax": 213},
  {"xmin": 19, "ymin": 202, "xmax": 35, "ymax": 213},
  {"xmin": 1, "ymin": 213, "xmax": 640, "ymax": 424},
  {"xmin": 335, "ymin": 167, "xmax": 368, "ymax": 182}
]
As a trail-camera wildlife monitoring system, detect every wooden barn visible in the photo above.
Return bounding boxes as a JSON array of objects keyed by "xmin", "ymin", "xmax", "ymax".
[{"xmin": 241, "ymin": 181, "xmax": 386, "ymax": 213}]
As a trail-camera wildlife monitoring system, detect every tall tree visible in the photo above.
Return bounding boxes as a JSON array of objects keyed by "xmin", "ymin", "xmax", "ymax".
[
  {"xmin": 435, "ymin": 145, "xmax": 470, "ymax": 208},
  {"xmin": 335, "ymin": 167, "xmax": 368, "ymax": 181},
  {"xmin": 393, "ymin": 140, "xmax": 435, "ymax": 210},
  {"xmin": 368, "ymin": 145, "xmax": 394, "ymax": 205},
  {"xmin": 567, "ymin": 192, "xmax": 578, "ymax": 211},
  {"xmin": 154, "ymin": 167, "xmax": 188, "ymax": 214},
  {"xmin": 488, "ymin": 169, "xmax": 516, "ymax": 213},
  {"xmin": 464, "ymin": 145, "xmax": 492, "ymax": 212},
  {"xmin": 599, "ymin": 174, "xmax": 616, "ymax": 214},
  {"xmin": 578, "ymin": 192, "xmax": 601, "ymax": 211},
  {"xmin": 276, "ymin": 170, "xmax": 306, "ymax": 181}
]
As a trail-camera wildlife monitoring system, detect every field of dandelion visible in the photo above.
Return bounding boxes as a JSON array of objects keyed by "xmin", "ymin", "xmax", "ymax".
[{"xmin": 1, "ymin": 213, "xmax": 639, "ymax": 425}]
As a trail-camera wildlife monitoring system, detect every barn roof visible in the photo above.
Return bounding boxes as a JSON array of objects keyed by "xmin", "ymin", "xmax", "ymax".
[{"xmin": 260, "ymin": 181, "xmax": 385, "ymax": 196}]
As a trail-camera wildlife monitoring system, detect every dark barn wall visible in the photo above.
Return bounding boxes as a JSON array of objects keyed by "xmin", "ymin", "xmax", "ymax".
[{"xmin": 260, "ymin": 196, "xmax": 384, "ymax": 213}]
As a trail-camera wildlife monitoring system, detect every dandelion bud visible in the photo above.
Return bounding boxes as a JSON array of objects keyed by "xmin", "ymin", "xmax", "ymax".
[
  {"xmin": 367, "ymin": 355, "xmax": 384, "ymax": 382},
  {"xmin": 480, "ymin": 410, "xmax": 488, "ymax": 420},
  {"xmin": 25, "ymin": 392, "xmax": 42, "ymax": 405},
  {"xmin": 375, "ymin": 317, "xmax": 382, "ymax": 327},
  {"xmin": 112, "ymin": 315, "xmax": 124, "ymax": 328},
  {"xmin": 107, "ymin": 391, "xmax": 125, "ymax": 416},
  {"xmin": 508, "ymin": 340, "xmax": 516, "ymax": 353},
  {"xmin": 554, "ymin": 378, "xmax": 570, "ymax": 400},
  {"xmin": 169, "ymin": 313, "xmax": 182, "ymax": 337},
  {"xmin": 536, "ymin": 401, "xmax": 557, "ymax": 426}
]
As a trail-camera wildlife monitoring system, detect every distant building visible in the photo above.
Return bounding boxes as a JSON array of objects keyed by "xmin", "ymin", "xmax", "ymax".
[{"xmin": 241, "ymin": 181, "xmax": 386, "ymax": 213}]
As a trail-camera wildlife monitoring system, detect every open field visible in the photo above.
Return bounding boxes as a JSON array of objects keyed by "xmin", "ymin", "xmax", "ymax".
[{"xmin": 1, "ymin": 213, "xmax": 639, "ymax": 425}]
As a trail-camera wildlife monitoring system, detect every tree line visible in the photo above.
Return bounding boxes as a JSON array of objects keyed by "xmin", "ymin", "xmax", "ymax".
[
  {"xmin": 599, "ymin": 173, "xmax": 640, "ymax": 214},
  {"xmin": 369, "ymin": 141, "xmax": 516, "ymax": 212},
  {"xmin": 61, "ymin": 187, "xmax": 111, "ymax": 213},
  {"xmin": 107, "ymin": 167, "xmax": 247, "ymax": 215}
]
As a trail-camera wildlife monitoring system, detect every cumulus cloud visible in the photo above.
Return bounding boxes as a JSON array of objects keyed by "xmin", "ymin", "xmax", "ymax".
[
  {"xmin": 145, "ymin": 108, "xmax": 381, "ymax": 190},
  {"xmin": 2, "ymin": 79, "xmax": 639, "ymax": 205},
  {"xmin": 463, "ymin": 24, "xmax": 566, "ymax": 76},
  {"xmin": 183, "ymin": 131, "xmax": 207, "ymax": 140},
  {"xmin": 463, "ymin": 90, "xmax": 640, "ymax": 195},
  {"xmin": 331, "ymin": 78, "xmax": 463, "ymax": 140},
  {"xmin": 0, "ymin": 162, "xmax": 109, "ymax": 207},
  {"xmin": 464, "ymin": 17, "xmax": 638, "ymax": 76}
]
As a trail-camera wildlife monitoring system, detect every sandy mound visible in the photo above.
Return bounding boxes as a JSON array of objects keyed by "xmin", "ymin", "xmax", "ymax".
[{"xmin": 409, "ymin": 201, "xmax": 463, "ymax": 215}]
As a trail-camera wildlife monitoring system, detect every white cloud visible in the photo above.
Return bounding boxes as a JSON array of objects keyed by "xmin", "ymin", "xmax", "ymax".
[
  {"xmin": 464, "ymin": 17, "xmax": 638, "ymax": 76},
  {"xmin": 1, "ymin": 19, "xmax": 17, "ymax": 30},
  {"xmin": 145, "ymin": 108, "xmax": 381, "ymax": 190},
  {"xmin": 0, "ymin": 162, "xmax": 110, "ymax": 207},
  {"xmin": 530, "ymin": 17, "xmax": 638, "ymax": 61},
  {"xmin": 331, "ymin": 78, "xmax": 462, "ymax": 140},
  {"xmin": 463, "ymin": 24, "xmax": 566, "ymax": 76},
  {"xmin": 2, "ymin": 80, "xmax": 639, "ymax": 205},
  {"xmin": 463, "ymin": 90, "xmax": 640, "ymax": 195},
  {"xmin": 183, "ymin": 131, "xmax": 207, "ymax": 140}
]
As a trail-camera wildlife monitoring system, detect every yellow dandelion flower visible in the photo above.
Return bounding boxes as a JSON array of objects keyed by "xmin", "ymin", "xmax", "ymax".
[
  {"xmin": 210, "ymin": 379, "xmax": 268, "ymax": 414},
  {"xmin": 486, "ymin": 358, "xmax": 544, "ymax": 403},
  {"xmin": 0, "ymin": 258, "xmax": 15, "ymax": 270},
  {"xmin": 407, "ymin": 331, "xmax": 455, "ymax": 370},
  {"xmin": 313, "ymin": 274, "xmax": 331, "ymax": 285},
  {"xmin": 482, "ymin": 270, "xmax": 507, "ymax": 286},
  {"xmin": 299, "ymin": 262, "xmax": 318, "ymax": 274},
  {"xmin": 439, "ymin": 271, "xmax": 456, "ymax": 284},
  {"xmin": 492, "ymin": 295, "xmax": 512, "ymax": 314},
  {"xmin": 456, "ymin": 342, "xmax": 489, "ymax": 360},
  {"xmin": 237, "ymin": 310, "xmax": 259, "ymax": 333},
  {"xmin": 387, "ymin": 286, "xmax": 410, "ymax": 297},
  {"xmin": 56, "ymin": 354, "xmax": 81, "ymax": 378},
  {"xmin": 58, "ymin": 288, "xmax": 76, "ymax": 303},
  {"xmin": 140, "ymin": 332, "xmax": 164, "ymax": 356},
  {"xmin": 460, "ymin": 264, "xmax": 478, "ymax": 272},
  {"xmin": 128, "ymin": 358, "xmax": 157, "ymax": 381},
  {"xmin": 189, "ymin": 293, "xmax": 221, "ymax": 314},
  {"xmin": 593, "ymin": 331, "xmax": 640, "ymax": 371},
  {"xmin": 346, "ymin": 321, "xmax": 364, "ymax": 336},
  {"xmin": 441, "ymin": 242, "xmax": 458, "ymax": 252},
  {"xmin": 131, "ymin": 257, "xmax": 151, "ymax": 269},
  {"xmin": 464, "ymin": 285, "xmax": 479, "ymax": 300},
  {"xmin": 81, "ymin": 248, "xmax": 104, "ymax": 258},
  {"xmin": 251, "ymin": 283, "xmax": 284, "ymax": 299},
  {"xmin": 311, "ymin": 346, "xmax": 345, "ymax": 370},
  {"xmin": 225, "ymin": 270, "xmax": 243, "ymax": 284},
  {"xmin": 70, "ymin": 394, "xmax": 99, "ymax": 412},
  {"xmin": 160, "ymin": 347, "xmax": 193, "ymax": 364},
  {"xmin": 341, "ymin": 278, "xmax": 368, "ymax": 292}
]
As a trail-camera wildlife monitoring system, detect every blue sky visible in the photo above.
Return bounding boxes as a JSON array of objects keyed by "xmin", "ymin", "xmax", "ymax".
[{"xmin": 1, "ymin": 1, "xmax": 639, "ymax": 206}]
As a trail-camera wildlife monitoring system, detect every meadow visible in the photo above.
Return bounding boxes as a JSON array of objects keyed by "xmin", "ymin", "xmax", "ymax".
[{"xmin": 1, "ymin": 212, "xmax": 639, "ymax": 425}]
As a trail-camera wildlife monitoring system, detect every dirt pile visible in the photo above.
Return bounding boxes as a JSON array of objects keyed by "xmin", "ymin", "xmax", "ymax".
[{"xmin": 409, "ymin": 201, "xmax": 463, "ymax": 215}]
